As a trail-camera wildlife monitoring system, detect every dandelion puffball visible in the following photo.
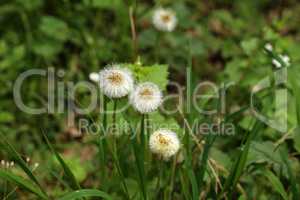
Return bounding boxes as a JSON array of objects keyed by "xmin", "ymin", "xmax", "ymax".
[
  {"xmin": 149, "ymin": 129, "xmax": 180, "ymax": 159},
  {"xmin": 99, "ymin": 65, "xmax": 134, "ymax": 98},
  {"xmin": 130, "ymin": 82, "xmax": 162, "ymax": 114},
  {"xmin": 152, "ymin": 8, "xmax": 177, "ymax": 32}
]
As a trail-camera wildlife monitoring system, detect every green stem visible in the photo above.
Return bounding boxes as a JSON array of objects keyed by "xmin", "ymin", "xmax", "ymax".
[
  {"xmin": 167, "ymin": 157, "xmax": 177, "ymax": 200},
  {"xmin": 110, "ymin": 99, "xmax": 130, "ymax": 199},
  {"xmin": 140, "ymin": 114, "xmax": 145, "ymax": 154},
  {"xmin": 98, "ymin": 95, "xmax": 107, "ymax": 182}
]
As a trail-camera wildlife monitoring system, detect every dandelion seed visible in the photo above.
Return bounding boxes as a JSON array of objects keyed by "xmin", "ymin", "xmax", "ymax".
[
  {"xmin": 99, "ymin": 65, "xmax": 134, "ymax": 98},
  {"xmin": 26, "ymin": 157, "xmax": 30, "ymax": 163},
  {"xmin": 89, "ymin": 72, "xmax": 100, "ymax": 82},
  {"xmin": 130, "ymin": 82, "xmax": 162, "ymax": 114},
  {"xmin": 149, "ymin": 129, "xmax": 180, "ymax": 160},
  {"xmin": 10, "ymin": 161, "xmax": 14, "ymax": 167},
  {"xmin": 152, "ymin": 8, "xmax": 177, "ymax": 32}
]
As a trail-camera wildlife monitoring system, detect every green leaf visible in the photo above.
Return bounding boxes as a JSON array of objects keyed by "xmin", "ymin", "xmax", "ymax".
[
  {"xmin": 32, "ymin": 38, "xmax": 63, "ymax": 58},
  {"xmin": 58, "ymin": 189, "xmax": 113, "ymax": 200},
  {"xmin": 16, "ymin": 0, "xmax": 43, "ymax": 10},
  {"xmin": 0, "ymin": 169, "xmax": 48, "ymax": 200},
  {"xmin": 39, "ymin": 16, "xmax": 69, "ymax": 41},
  {"xmin": 84, "ymin": 0, "xmax": 122, "ymax": 9},
  {"xmin": 42, "ymin": 131, "xmax": 81, "ymax": 190},
  {"xmin": 263, "ymin": 170, "xmax": 289, "ymax": 200},
  {"xmin": 0, "ymin": 112, "xmax": 15, "ymax": 123},
  {"xmin": 240, "ymin": 38, "xmax": 259, "ymax": 55},
  {"xmin": 126, "ymin": 63, "xmax": 169, "ymax": 90}
]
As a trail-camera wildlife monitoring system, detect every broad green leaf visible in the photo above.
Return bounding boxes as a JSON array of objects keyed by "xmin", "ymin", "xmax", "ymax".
[
  {"xmin": 126, "ymin": 63, "xmax": 169, "ymax": 90},
  {"xmin": 58, "ymin": 189, "xmax": 113, "ymax": 200},
  {"xmin": 0, "ymin": 169, "xmax": 48, "ymax": 200},
  {"xmin": 39, "ymin": 16, "xmax": 69, "ymax": 41}
]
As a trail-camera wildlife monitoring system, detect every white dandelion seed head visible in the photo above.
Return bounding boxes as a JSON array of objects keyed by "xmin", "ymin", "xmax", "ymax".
[
  {"xmin": 152, "ymin": 8, "xmax": 177, "ymax": 32},
  {"xmin": 149, "ymin": 129, "xmax": 180, "ymax": 160},
  {"xmin": 89, "ymin": 72, "xmax": 100, "ymax": 82},
  {"xmin": 99, "ymin": 65, "xmax": 134, "ymax": 98},
  {"xmin": 130, "ymin": 82, "xmax": 163, "ymax": 114}
]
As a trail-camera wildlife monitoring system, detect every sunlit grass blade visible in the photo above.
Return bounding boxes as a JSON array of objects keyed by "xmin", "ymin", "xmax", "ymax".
[
  {"xmin": 263, "ymin": 170, "xmax": 288, "ymax": 200},
  {"xmin": 0, "ymin": 132, "xmax": 48, "ymax": 197},
  {"xmin": 57, "ymin": 189, "xmax": 113, "ymax": 200},
  {"xmin": 41, "ymin": 130, "xmax": 81, "ymax": 190},
  {"xmin": 0, "ymin": 169, "xmax": 48, "ymax": 200}
]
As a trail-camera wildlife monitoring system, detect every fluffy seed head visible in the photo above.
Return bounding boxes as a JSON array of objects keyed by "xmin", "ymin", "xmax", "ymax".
[
  {"xmin": 130, "ymin": 82, "xmax": 162, "ymax": 113},
  {"xmin": 149, "ymin": 129, "xmax": 180, "ymax": 160},
  {"xmin": 99, "ymin": 65, "xmax": 134, "ymax": 98},
  {"xmin": 152, "ymin": 8, "xmax": 177, "ymax": 32}
]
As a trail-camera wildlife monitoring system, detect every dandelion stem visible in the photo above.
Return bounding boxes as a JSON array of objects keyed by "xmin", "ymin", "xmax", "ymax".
[
  {"xmin": 98, "ymin": 94, "xmax": 107, "ymax": 181},
  {"xmin": 167, "ymin": 156, "xmax": 177, "ymax": 200},
  {"xmin": 110, "ymin": 99, "xmax": 130, "ymax": 199},
  {"xmin": 129, "ymin": 2, "xmax": 138, "ymax": 61},
  {"xmin": 140, "ymin": 114, "xmax": 145, "ymax": 154}
]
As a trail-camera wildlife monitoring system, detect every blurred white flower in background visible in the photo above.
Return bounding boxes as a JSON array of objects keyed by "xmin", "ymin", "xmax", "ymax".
[
  {"xmin": 130, "ymin": 82, "xmax": 162, "ymax": 114},
  {"xmin": 99, "ymin": 65, "xmax": 134, "ymax": 98},
  {"xmin": 149, "ymin": 129, "xmax": 180, "ymax": 160},
  {"xmin": 89, "ymin": 72, "xmax": 100, "ymax": 82},
  {"xmin": 272, "ymin": 54, "xmax": 290, "ymax": 68},
  {"xmin": 264, "ymin": 43, "xmax": 273, "ymax": 52},
  {"xmin": 152, "ymin": 8, "xmax": 177, "ymax": 32},
  {"xmin": 272, "ymin": 58, "xmax": 282, "ymax": 68},
  {"xmin": 279, "ymin": 54, "xmax": 290, "ymax": 67}
]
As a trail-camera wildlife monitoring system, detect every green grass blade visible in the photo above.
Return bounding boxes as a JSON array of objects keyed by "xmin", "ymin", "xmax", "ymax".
[
  {"xmin": 220, "ymin": 120, "xmax": 263, "ymax": 198},
  {"xmin": 57, "ymin": 189, "xmax": 113, "ymax": 200},
  {"xmin": 0, "ymin": 169, "xmax": 48, "ymax": 200},
  {"xmin": 263, "ymin": 170, "xmax": 288, "ymax": 200},
  {"xmin": 280, "ymin": 150, "xmax": 299, "ymax": 200},
  {"xmin": 0, "ymin": 132, "xmax": 48, "ymax": 196},
  {"xmin": 179, "ymin": 168, "xmax": 191, "ymax": 200},
  {"xmin": 123, "ymin": 115, "xmax": 147, "ymax": 200},
  {"xmin": 41, "ymin": 130, "xmax": 81, "ymax": 190},
  {"xmin": 198, "ymin": 135, "xmax": 216, "ymax": 190}
]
